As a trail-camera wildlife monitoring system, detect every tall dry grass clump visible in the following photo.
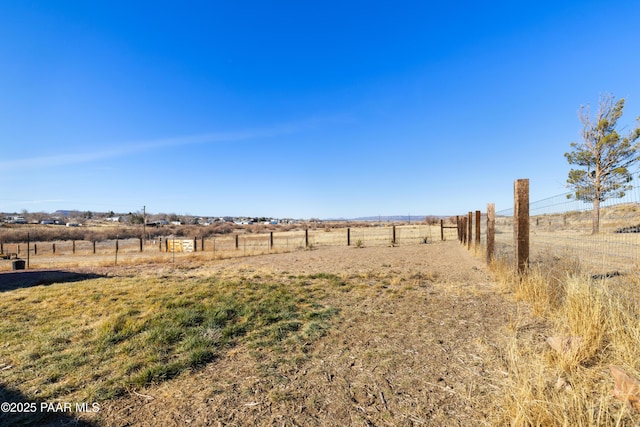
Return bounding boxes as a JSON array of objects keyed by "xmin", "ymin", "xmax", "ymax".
[
  {"xmin": 490, "ymin": 256, "xmax": 640, "ymax": 426},
  {"xmin": 560, "ymin": 277, "xmax": 608, "ymax": 368}
]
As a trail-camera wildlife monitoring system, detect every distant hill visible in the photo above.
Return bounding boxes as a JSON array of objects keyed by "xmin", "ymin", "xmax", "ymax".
[
  {"xmin": 54, "ymin": 210, "xmax": 77, "ymax": 217},
  {"xmin": 328, "ymin": 215, "xmax": 435, "ymax": 222},
  {"xmin": 11, "ymin": 209, "xmax": 444, "ymax": 223}
]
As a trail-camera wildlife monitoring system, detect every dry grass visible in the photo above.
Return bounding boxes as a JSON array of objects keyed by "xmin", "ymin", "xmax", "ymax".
[
  {"xmin": 0, "ymin": 222, "xmax": 246, "ymax": 243},
  {"xmin": 1, "ymin": 242, "xmax": 512, "ymax": 425},
  {"xmin": 87, "ymin": 242, "xmax": 512, "ymax": 426},
  {"xmin": 495, "ymin": 203, "xmax": 640, "ymax": 275},
  {"xmin": 490, "ymin": 255, "xmax": 640, "ymax": 426},
  {"xmin": 0, "ymin": 224, "xmax": 449, "ymax": 272},
  {"xmin": 0, "ymin": 272, "xmax": 340, "ymax": 405},
  {"xmin": 15, "ymin": 231, "xmax": 639, "ymax": 425}
]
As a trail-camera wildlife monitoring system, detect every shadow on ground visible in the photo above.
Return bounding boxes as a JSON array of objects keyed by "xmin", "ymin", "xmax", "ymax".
[
  {"xmin": 0, "ymin": 385, "xmax": 96, "ymax": 427},
  {"xmin": 0, "ymin": 270, "xmax": 105, "ymax": 292}
]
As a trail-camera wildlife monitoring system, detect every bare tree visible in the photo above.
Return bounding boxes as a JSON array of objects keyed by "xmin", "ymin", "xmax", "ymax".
[{"xmin": 565, "ymin": 93, "xmax": 640, "ymax": 233}]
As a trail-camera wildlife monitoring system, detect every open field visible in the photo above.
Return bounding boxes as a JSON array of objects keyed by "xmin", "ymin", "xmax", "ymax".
[
  {"xmin": 495, "ymin": 226, "xmax": 640, "ymax": 276},
  {"xmin": 0, "ymin": 223, "xmax": 456, "ymax": 272},
  {"xmin": 1, "ymin": 241, "xmax": 513, "ymax": 426},
  {"xmin": 1, "ymin": 240, "xmax": 639, "ymax": 426},
  {"xmin": 490, "ymin": 203, "xmax": 640, "ymax": 276}
]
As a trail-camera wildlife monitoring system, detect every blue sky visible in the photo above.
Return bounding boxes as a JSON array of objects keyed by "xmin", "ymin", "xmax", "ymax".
[{"xmin": 1, "ymin": 1, "xmax": 640, "ymax": 218}]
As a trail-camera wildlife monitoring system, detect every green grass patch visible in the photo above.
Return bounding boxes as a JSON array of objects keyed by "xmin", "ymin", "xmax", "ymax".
[{"xmin": 0, "ymin": 272, "xmax": 342, "ymax": 403}]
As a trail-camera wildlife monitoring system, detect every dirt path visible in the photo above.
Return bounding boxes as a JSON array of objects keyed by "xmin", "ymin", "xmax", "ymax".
[{"xmin": 92, "ymin": 241, "xmax": 516, "ymax": 426}]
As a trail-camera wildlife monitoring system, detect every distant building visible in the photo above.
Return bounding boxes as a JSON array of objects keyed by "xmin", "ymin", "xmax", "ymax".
[{"xmin": 5, "ymin": 216, "xmax": 26, "ymax": 224}]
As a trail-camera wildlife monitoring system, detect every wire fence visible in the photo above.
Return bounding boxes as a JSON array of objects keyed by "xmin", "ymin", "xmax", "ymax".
[
  {"xmin": 0, "ymin": 223, "xmax": 459, "ymax": 271},
  {"xmin": 494, "ymin": 172, "xmax": 640, "ymax": 277}
]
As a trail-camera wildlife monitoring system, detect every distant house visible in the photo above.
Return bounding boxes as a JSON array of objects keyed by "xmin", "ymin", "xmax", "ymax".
[
  {"xmin": 5, "ymin": 216, "xmax": 26, "ymax": 224},
  {"xmin": 106, "ymin": 217, "xmax": 121, "ymax": 222}
]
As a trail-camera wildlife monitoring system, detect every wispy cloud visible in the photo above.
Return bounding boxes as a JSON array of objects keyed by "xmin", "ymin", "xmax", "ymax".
[{"xmin": 0, "ymin": 117, "xmax": 340, "ymax": 171}]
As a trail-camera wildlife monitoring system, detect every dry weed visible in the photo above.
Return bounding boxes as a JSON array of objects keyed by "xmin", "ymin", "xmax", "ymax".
[{"xmin": 490, "ymin": 254, "xmax": 640, "ymax": 425}]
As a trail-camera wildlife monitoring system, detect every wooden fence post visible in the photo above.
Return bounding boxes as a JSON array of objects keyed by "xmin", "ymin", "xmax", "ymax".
[
  {"xmin": 440, "ymin": 219, "xmax": 444, "ymax": 241},
  {"xmin": 487, "ymin": 203, "xmax": 495, "ymax": 265},
  {"xmin": 270, "ymin": 232, "xmax": 274, "ymax": 250},
  {"xmin": 467, "ymin": 212, "xmax": 472, "ymax": 249},
  {"xmin": 93, "ymin": 241, "xmax": 96, "ymax": 254},
  {"xmin": 465, "ymin": 217, "xmax": 468, "ymax": 244},
  {"xmin": 201, "ymin": 236, "xmax": 204, "ymax": 252},
  {"xmin": 194, "ymin": 237, "xmax": 198, "ymax": 252},
  {"xmin": 514, "ymin": 179, "xmax": 530, "ymax": 274},
  {"xmin": 462, "ymin": 216, "xmax": 467, "ymax": 245},
  {"xmin": 347, "ymin": 228, "xmax": 351, "ymax": 246},
  {"xmin": 392, "ymin": 225, "xmax": 396, "ymax": 245},
  {"xmin": 139, "ymin": 237, "xmax": 143, "ymax": 252},
  {"xmin": 34, "ymin": 243, "xmax": 37, "ymax": 255},
  {"xmin": 475, "ymin": 210, "xmax": 481, "ymax": 247},
  {"xmin": 159, "ymin": 237, "xmax": 162, "ymax": 252},
  {"xmin": 456, "ymin": 216, "xmax": 461, "ymax": 242},
  {"xmin": 235, "ymin": 234, "xmax": 239, "ymax": 250},
  {"xmin": 305, "ymin": 228, "xmax": 309, "ymax": 248},
  {"xmin": 72, "ymin": 240, "xmax": 76, "ymax": 254},
  {"xmin": 52, "ymin": 243, "xmax": 56, "ymax": 254}
]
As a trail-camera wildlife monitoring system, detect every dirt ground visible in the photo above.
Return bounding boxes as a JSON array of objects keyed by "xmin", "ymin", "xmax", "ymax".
[{"xmin": 7, "ymin": 240, "xmax": 522, "ymax": 426}]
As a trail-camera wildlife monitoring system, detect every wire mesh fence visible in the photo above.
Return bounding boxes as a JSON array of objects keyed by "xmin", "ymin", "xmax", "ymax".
[
  {"xmin": 0, "ymin": 223, "xmax": 458, "ymax": 271},
  {"xmin": 494, "ymin": 172, "xmax": 640, "ymax": 277}
]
